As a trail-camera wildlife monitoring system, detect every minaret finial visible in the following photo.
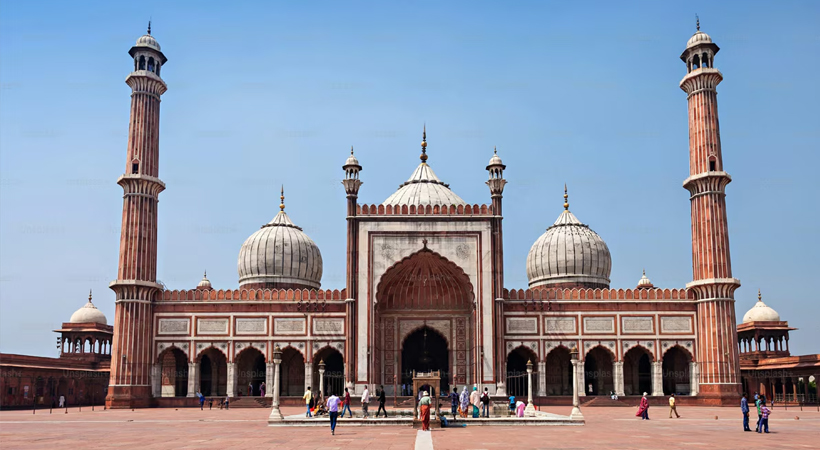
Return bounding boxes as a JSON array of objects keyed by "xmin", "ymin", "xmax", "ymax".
[
  {"xmin": 758, "ymin": 289, "xmax": 762, "ymax": 301},
  {"xmin": 204, "ymin": 270, "xmax": 207, "ymax": 278},
  {"xmin": 643, "ymin": 268, "xmax": 646, "ymax": 276},
  {"xmin": 88, "ymin": 289, "xmax": 93, "ymax": 301},
  {"xmin": 420, "ymin": 124, "xmax": 428, "ymax": 162},
  {"xmin": 280, "ymin": 185, "xmax": 285, "ymax": 211},
  {"xmin": 563, "ymin": 184, "xmax": 569, "ymax": 210},
  {"xmin": 148, "ymin": 20, "xmax": 152, "ymax": 35},
  {"xmin": 350, "ymin": 145, "xmax": 354, "ymax": 155},
  {"xmin": 696, "ymin": 14, "xmax": 700, "ymax": 31},
  {"xmin": 494, "ymin": 145, "xmax": 497, "ymax": 155}
]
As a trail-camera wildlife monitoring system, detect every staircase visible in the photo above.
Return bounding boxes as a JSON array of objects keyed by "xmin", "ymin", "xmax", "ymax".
[
  {"xmin": 581, "ymin": 397, "xmax": 630, "ymax": 407},
  {"xmin": 229, "ymin": 397, "xmax": 270, "ymax": 408}
]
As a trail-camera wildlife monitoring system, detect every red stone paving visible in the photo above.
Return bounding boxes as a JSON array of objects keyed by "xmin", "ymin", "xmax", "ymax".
[{"xmin": 0, "ymin": 405, "xmax": 818, "ymax": 449}]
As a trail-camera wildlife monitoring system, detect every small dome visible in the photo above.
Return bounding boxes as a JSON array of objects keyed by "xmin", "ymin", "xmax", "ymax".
[
  {"xmin": 197, "ymin": 271, "xmax": 212, "ymax": 289},
  {"xmin": 742, "ymin": 291, "xmax": 781, "ymax": 323},
  {"xmin": 637, "ymin": 270, "xmax": 654, "ymax": 289},
  {"xmin": 69, "ymin": 291, "xmax": 107, "ymax": 325},
  {"xmin": 526, "ymin": 199, "xmax": 612, "ymax": 289},
  {"xmin": 237, "ymin": 192, "xmax": 323, "ymax": 289},
  {"xmin": 135, "ymin": 33, "xmax": 161, "ymax": 52},
  {"xmin": 344, "ymin": 147, "xmax": 360, "ymax": 167},
  {"xmin": 487, "ymin": 148, "xmax": 503, "ymax": 167},
  {"xmin": 686, "ymin": 30, "xmax": 712, "ymax": 49}
]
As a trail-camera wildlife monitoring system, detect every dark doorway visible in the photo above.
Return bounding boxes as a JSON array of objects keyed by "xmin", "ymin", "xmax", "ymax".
[
  {"xmin": 199, "ymin": 348, "xmax": 227, "ymax": 396},
  {"xmin": 401, "ymin": 327, "xmax": 449, "ymax": 394},
  {"xmin": 584, "ymin": 346, "xmax": 614, "ymax": 396},
  {"xmin": 545, "ymin": 347, "xmax": 572, "ymax": 396},
  {"xmin": 280, "ymin": 347, "xmax": 305, "ymax": 396},
  {"xmin": 623, "ymin": 347, "xmax": 652, "ymax": 396},
  {"xmin": 662, "ymin": 346, "xmax": 692, "ymax": 395},
  {"xmin": 236, "ymin": 347, "xmax": 266, "ymax": 396},
  {"xmin": 313, "ymin": 347, "xmax": 345, "ymax": 397},
  {"xmin": 506, "ymin": 346, "xmax": 538, "ymax": 398}
]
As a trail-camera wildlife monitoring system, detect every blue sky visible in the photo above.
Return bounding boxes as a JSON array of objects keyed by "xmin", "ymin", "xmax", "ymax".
[{"xmin": 1, "ymin": 1, "xmax": 818, "ymax": 357}]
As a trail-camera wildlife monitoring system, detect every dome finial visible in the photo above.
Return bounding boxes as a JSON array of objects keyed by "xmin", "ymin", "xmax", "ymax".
[
  {"xmin": 696, "ymin": 14, "xmax": 700, "ymax": 31},
  {"xmin": 420, "ymin": 124, "xmax": 428, "ymax": 162},
  {"xmin": 204, "ymin": 270, "xmax": 207, "ymax": 278},
  {"xmin": 758, "ymin": 289, "xmax": 762, "ymax": 302},
  {"xmin": 147, "ymin": 20, "xmax": 152, "ymax": 35},
  {"xmin": 563, "ymin": 184, "xmax": 569, "ymax": 210},
  {"xmin": 350, "ymin": 145, "xmax": 354, "ymax": 156},
  {"xmin": 88, "ymin": 289, "xmax": 93, "ymax": 302},
  {"xmin": 643, "ymin": 268, "xmax": 646, "ymax": 276},
  {"xmin": 280, "ymin": 185, "xmax": 285, "ymax": 211},
  {"xmin": 494, "ymin": 146, "xmax": 497, "ymax": 155}
]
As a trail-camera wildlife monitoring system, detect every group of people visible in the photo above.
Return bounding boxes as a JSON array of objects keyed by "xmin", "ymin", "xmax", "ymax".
[
  {"xmin": 635, "ymin": 393, "xmax": 682, "ymax": 420},
  {"xmin": 449, "ymin": 386, "xmax": 491, "ymax": 418},
  {"xmin": 194, "ymin": 391, "xmax": 230, "ymax": 410},
  {"xmin": 742, "ymin": 392, "xmax": 772, "ymax": 433},
  {"xmin": 246, "ymin": 381, "xmax": 266, "ymax": 397}
]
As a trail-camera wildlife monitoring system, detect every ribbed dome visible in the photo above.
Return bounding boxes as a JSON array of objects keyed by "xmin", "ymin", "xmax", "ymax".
[
  {"xmin": 136, "ymin": 33, "xmax": 161, "ymax": 52},
  {"xmin": 237, "ymin": 203, "xmax": 323, "ymax": 289},
  {"xmin": 686, "ymin": 30, "xmax": 712, "ymax": 49},
  {"xmin": 382, "ymin": 162, "xmax": 466, "ymax": 207},
  {"xmin": 742, "ymin": 291, "xmax": 781, "ymax": 323},
  {"xmin": 197, "ymin": 272, "xmax": 212, "ymax": 289},
  {"xmin": 637, "ymin": 270, "xmax": 654, "ymax": 289},
  {"xmin": 69, "ymin": 292, "xmax": 107, "ymax": 325},
  {"xmin": 487, "ymin": 149, "xmax": 503, "ymax": 167},
  {"xmin": 526, "ymin": 207, "xmax": 612, "ymax": 289}
]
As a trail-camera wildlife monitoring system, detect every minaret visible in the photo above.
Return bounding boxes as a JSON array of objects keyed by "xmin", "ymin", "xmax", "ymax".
[
  {"xmin": 485, "ymin": 147, "xmax": 506, "ymax": 390},
  {"xmin": 106, "ymin": 23, "xmax": 168, "ymax": 409},
  {"xmin": 680, "ymin": 18, "xmax": 741, "ymax": 401},
  {"xmin": 342, "ymin": 146, "xmax": 362, "ymax": 389}
]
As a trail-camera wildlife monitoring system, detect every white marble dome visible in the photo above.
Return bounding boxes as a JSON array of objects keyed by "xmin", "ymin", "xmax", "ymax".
[
  {"xmin": 197, "ymin": 272, "xmax": 212, "ymax": 289},
  {"xmin": 526, "ymin": 206, "xmax": 612, "ymax": 289},
  {"xmin": 69, "ymin": 293, "xmax": 107, "ymax": 325},
  {"xmin": 742, "ymin": 292, "xmax": 781, "ymax": 323},
  {"xmin": 686, "ymin": 30, "xmax": 712, "ymax": 49},
  {"xmin": 237, "ymin": 204, "xmax": 323, "ymax": 289},
  {"xmin": 383, "ymin": 162, "xmax": 466, "ymax": 207}
]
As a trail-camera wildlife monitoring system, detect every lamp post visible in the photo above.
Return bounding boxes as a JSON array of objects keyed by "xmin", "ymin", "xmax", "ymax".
[
  {"xmin": 570, "ymin": 346, "xmax": 584, "ymax": 420},
  {"xmin": 524, "ymin": 359, "xmax": 535, "ymax": 415},
  {"xmin": 318, "ymin": 359, "xmax": 326, "ymax": 397},
  {"xmin": 268, "ymin": 346, "xmax": 284, "ymax": 423}
]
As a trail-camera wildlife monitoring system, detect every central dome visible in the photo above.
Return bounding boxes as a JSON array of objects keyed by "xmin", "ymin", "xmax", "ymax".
[
  {"xmin": 526, "ymin": 190, "xmax": 611, "ymax": 289},
  {"xmin": 237, "ymin": 191, "xmax": 323, "ymax": 289}
]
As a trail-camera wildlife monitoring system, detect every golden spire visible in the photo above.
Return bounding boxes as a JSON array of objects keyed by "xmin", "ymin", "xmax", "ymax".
[
  {"xmin": 420, "ymin": 124, "xmax": 428, "ymax": 162},
  {"xmin": 563, "ymin": 184, "xmax": 569, "ymax": 210},
  {"xmin": 280, "ymin": 185, "xmax": 285, "ymax": 211}
]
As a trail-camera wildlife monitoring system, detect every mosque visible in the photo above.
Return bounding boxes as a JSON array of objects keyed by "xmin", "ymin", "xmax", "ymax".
[{"xmin": 1, "ymin": 22, "xmax": 817, "ymax": 410}]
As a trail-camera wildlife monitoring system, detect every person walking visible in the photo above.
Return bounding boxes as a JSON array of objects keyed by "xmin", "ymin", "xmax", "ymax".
[
  {"xmin": 459, "ymin": 386, "xmax": 470, "ymax": 418},
  {"xmin": 741, "ymin": 393, "xmax": 751, "ymax": 431},
  {"xmin": 668, "ymin": 393, "xmax": 680, "ymax": 418},
  {"xmin": 341, "ymin": 387, "xmax": 353, "ymax": 418},
  {"xmin": 224, "ymin": 396, "xmax": 230, "ymax": 410},
  {"xmin": 58, "ymin": 395, "xmax": 65, "ymax": 408},
  {"xmin": 248, "ymin": 381, "xmax": 253, "ymax": 397},
  {"xmin": 449, "ymin": 388, "xmax": 459, "ymax": 416},
  {"xmin": 260, "ymin": 381, "xmax": 266, "ymax": 398},
  {"xmin": 759, "ymin": 401, "xmax": 771, "ymax": 433},
  {"xmin": 326, "ymin": 391, "xmax": 342, "ymax": 436},
  {"xmin": 361, "ymin": 385, "xmax": 370, "ymax": 419},
  {"xmin": 480, "ymin": 387, "xmax": 491, "ymax": 418},
  {"xmin": 208, "ymin": 397, "xmax": 213, "ymax": 410},
  {"xmin": 303, "ymin": 386, "xmax": 313, "ymax": 417},
  {"xmin": 197, "ymin": 391, "xmax": 205, "ymax": 410},
  {"xmin": 469, "ymin": 387, "xmax": 481, "ymax": 418},
  {"xmin": 636, "ymin": 392, "xmax": 649, "ymax": 420},
  {"xmin": 419, "ymin": 391, "xmax": 432, "ymax": 431},
  {"xmin": 376, "ymin": 385, "xmax": 387, "ymax": 418}
]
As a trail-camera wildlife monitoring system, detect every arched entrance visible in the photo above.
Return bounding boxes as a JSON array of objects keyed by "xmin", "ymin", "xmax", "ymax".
[
  {"xmin": 376, "ymin": 246, "xmax": 475, "ymax": 393},
  {"xmin": 280, "ymin": 347, "xmax": 305, "ymax": 396},
  {"xmin": 236, "ymin": 347, "xmax": 265, "ymax": 397},
  {"xmin": 401, "ymin": 327, "xmax": 449, "ymax": 394},
  {"xmin": 159, "ymin": 347, "xmax": 188, "ymax": 397},
  {"xmin": 662, "ymin": 346, "xmax": 692, "ymax": 395},
  {"xmin": 545, "ymin": 346, "xmax": 572, "ymax": 396},
  {"xmin": 584, "ymin": 346, "xmax": 614, "ymax": 396},
  {"xmin": 313, "ymin": 347, "xmax": 345, "ymax": 397},
  {"xmin": 506, "ymin": 346, "xmax": 538, "ymax": 398},
  {"xmin": 623, "ymin": 346, "xmax": 653, "ymax": 396},
  {"xmin": 199, "ymin": 347, "xmax": 227, "ymax": 396}
]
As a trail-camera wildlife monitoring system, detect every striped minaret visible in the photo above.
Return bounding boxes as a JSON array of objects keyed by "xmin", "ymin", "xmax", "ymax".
[
  {"xmin": 679, "ymin": 19, "xmax": 741, "ymax": 402},
  {"xmin": 106, "ymin": 23, "xmax": 168, "ymax": 409}
]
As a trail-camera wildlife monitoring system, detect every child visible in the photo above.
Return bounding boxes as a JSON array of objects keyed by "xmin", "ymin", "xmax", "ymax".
[
  {"xmin": 759, "ymin": 402, "xmax": 771, "ymax": 433},
  {"xmin": 208, "ymin": 398, "xmax": 213, "ymax": 410}
]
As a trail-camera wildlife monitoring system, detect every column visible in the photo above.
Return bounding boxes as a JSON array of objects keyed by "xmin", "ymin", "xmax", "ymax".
[
  {"xmin": 304, "ymin": 361, "xmax": 313, "ymax": 392},
  {"xmin": 226, "ymin": 363, "xmax": 236, "ymax": 398},
  {"xmin": 265, "ymin": 363, "xmax": 274, "ymax": 398},
  {"xmin": 524, "ymin": 362, "xmax": 535, "ymax": 415},
  {"xmin": 151, "ymin": 363, "xmax": 161, "ymax": 398},
  {"xmin": 537, "ymin": 361, "xmax": 546, "ymax": 397},
  {"xmin": 690, "ymin": 362, "xmax": 699, "ymax": 396},
  {"xmin": 570, "ymin": 358, "xmax": 584, "ymax": 420},
  {"xmin": 268, "ymin": 352, "xmax": 283, "ymax": 423},
  {"xmin": 651, "ymin": 361, "xmax": 663, "ymax": 396},
  {"xmin": 613, "ymin": 362, "xmax": 625, "ymax": 397},
  {"xmin": 577, "ymin": 363, "xmax": 586, "ymax": 397},
  {"xmin": 187, "ymin": 362, "xmax": 199, "ymax": 397}
]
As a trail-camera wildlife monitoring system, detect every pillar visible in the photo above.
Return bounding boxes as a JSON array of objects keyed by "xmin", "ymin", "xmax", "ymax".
[
  {"xmin": 304, "ymin": 361, "xmax": 313, "ymax": 392},
  {"xmin": 187, "ymin": 362, "xmax": 199, "ymax": 397},
  {"xmin": 265, "ymin": 363, "xmax": 274, "ymax": 398},
  {"xmin": 613, "ymin": 362, "xmax": 625, "ymax": 397},
  {"xmin": 570, "ymin": 356, "xmax": 584, "ymax": 420},
  {"xmin": 689, "ymin": 362, "xmax": 699, "ymax": 396},
  {"xmin": 537, "ymin": 361, "xmax": 546, "ymax": 397},
  {"xmin": 524, "ymin": 362, "xmax": 535, "ymax": 415},
  {"xmin": 151, "ymin": 363, "xmax": 161, "ymax": 398},
  {"xmin": 651, "ymin": 361, "xmax": 663, "ymax": 396},
  {"xmin": 268, "ymin": 351, "xmax": 283, "ymax": 423},
  {"xmin": 226, "ymin": 363, "xmax": 236, "ymax": 398},
  {"xmin": 577, "ymin": 362, "xmax": 586, "ymax": 397}
]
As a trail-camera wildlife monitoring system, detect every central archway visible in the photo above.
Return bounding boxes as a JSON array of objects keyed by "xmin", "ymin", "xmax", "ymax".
[
  {"xmin": 401, "ymin": 327, "xmax": 449, "ymax": 394},
  {"xmin": 375, "ymin": 246, "xmax": 475, "ymax": 393}
]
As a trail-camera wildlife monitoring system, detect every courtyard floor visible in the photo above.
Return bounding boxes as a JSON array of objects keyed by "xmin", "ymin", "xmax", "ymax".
[{"xmin": 0, "ymin": 404, "xmax": 818, "ymax": 449}]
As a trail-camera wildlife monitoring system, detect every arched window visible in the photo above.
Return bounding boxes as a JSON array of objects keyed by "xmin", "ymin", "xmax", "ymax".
[
  {"xmin": 134, "ymin": 57, "xmax": 138, "ymax": 71},
  {"xmin": 702, "ymin": 53, "xmax": 709, "ymax": 68},
  {"xmin": 147, "ymin": 57, "xmax": 155, "ymax": 73},
  {"xmin": 693, "ymin": 55, "xmax": 701, "ymax": 69},
  {"xmin": 132, "ymin": 160, "xmax": 139, "ymax": 174},
  {"xmin": 156, "ymin": 64, "xmax": 160, "ymax": 76},
  {"xmin": 709, "ymin": 156, "xmax": 717, "ymax": 172},
  {"xmin": 139, "ymin": 56, "xmax": 146, "ymax": 70}
]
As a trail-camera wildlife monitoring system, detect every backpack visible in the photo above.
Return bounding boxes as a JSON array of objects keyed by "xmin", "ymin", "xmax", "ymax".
[{"xmin": 481, "ymin": 392, "xmax": 490, "ymax": 404}]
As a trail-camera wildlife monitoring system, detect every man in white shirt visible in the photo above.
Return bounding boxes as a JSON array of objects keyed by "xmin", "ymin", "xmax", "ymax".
[{"xmin": 361, "ymin": 385, "xmax": 370, "ymax": 418}]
